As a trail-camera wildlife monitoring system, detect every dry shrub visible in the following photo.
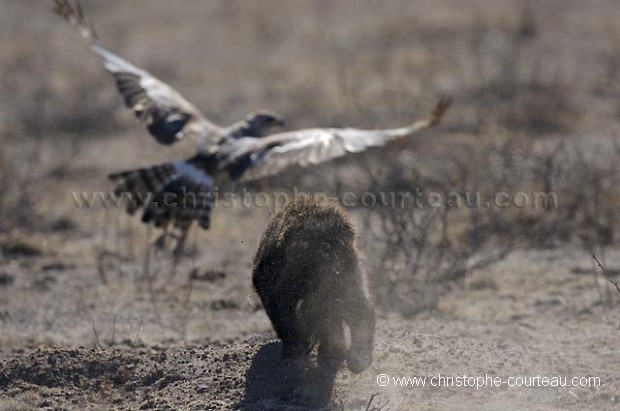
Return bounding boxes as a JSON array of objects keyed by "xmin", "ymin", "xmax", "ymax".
[
  {"xmin": 348, "ymin": 136, "xmax": 519, "ymax": 313},
  {"xmin": 550, "ymin": 140, "xmax": 620, "ymax": 253},
  {"xmin": 592, "ymin": 254, "xmax": 620, "ymax": 331},
  {"xmin": 340, "ymin": 132, "xmax": 620, "ymax": 314},
  {"xmin": 470, "ymin": 82, "xmax": 578, "ymax": 135},
  {"xmin": 0, "ymin": 132, "xmax": 36, "ymax": 232}
]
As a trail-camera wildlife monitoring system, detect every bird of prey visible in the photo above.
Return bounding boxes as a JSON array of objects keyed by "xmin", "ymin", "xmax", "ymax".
[{"xmin": 54, "ymin": 0, "xmax": 451, "ymax": 239}]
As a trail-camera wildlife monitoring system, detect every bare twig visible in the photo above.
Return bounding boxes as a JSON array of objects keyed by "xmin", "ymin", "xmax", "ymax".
[
  {"xmin": 91, "ymin": 317, "xmax": 102, "ymax": 349},
  {"xmin": 593, "ymin": 254, "xmax": 620, "ymax": 294},
  {"xmin": 133, "ymin": 317, "xmax": 144, "ymax": 346},
  {"xmin": 364, "ymin": 393, "xmax": 390, "ymax": 411},
  {"xmin": 364, "ymin": 393, "xmax": 379, "ymax": 411},
  {"xmin": 592, "ymin": 254, "xmax": 620, "ymax": 331},
  {"xmin": 109, "ymin": 313, "xmax": 117, "ymax": 346}
]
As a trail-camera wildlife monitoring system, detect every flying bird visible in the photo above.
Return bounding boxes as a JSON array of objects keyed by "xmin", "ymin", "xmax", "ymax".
[{"xmin": 54, "ymin": 0, "xmax": 451, "ymax": 242}]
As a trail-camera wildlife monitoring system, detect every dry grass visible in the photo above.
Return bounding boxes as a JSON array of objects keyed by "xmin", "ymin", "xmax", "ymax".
[{"xmin": 0, "ymin": 391, "xmax": 40, "ymax": 411}]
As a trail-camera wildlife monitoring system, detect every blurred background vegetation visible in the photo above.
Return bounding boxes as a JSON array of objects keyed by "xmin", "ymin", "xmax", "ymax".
[{"xmin": 1, "ymin": 0, "xmax": 620, "ymax": 314}]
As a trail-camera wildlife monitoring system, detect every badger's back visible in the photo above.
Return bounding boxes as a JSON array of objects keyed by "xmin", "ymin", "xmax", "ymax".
[
  {"xmin": 252, "ymin": 195, "xmax": 356, "ymax": 298},
  {"xmin": 269, "ymin": 195, "xmax": 354, "ymax": 250}
]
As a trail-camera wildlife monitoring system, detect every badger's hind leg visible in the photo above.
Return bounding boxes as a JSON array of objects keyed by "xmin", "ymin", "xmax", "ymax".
[
  {"xmin": 316, "ymin": 312, "xmax": 347, "ymax": 371},
  {"xmin": 293, "ymin": 304, "xmax": 346, "ymax": 406},
  {"xmin": 344, "ymin": 294, "xmax": 375, "ymax": 374},
  {"xmin": 340, "ymin": 262, "xmax": 375, "ymax": 374}
]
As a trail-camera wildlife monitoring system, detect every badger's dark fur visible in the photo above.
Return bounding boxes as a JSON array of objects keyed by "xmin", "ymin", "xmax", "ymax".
[{"xmin": 252, "ymin": 195, "xmax": 375, "ymax": 373}]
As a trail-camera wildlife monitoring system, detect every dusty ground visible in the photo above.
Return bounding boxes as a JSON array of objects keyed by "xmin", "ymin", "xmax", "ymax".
[
  {"xmin": 1, "ymin": 237, "xmax": 619, "ymax": 410},
  {"xmin": 2, "ymin": 0, "xmax": 620, "ymax": 409}
]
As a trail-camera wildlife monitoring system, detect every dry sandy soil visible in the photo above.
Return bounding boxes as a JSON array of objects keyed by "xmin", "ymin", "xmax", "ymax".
[
  {"xmin": 2, "ymin": 0, "xmax": 620, "ymax": 409},
  {"xmin": 0, "ymin": 240, "xmax": 619, "ymax": 410}
]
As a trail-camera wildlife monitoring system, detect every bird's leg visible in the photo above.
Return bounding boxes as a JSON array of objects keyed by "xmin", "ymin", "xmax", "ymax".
[
  {"xmin": 143, "ymin": 224, "xmax": 154, "ymax": 282},
  {"xmin": 153, "ymin": 221, "xmax": 172, "ymax": 251},
  {"xmin": 171, "ymin": 222, "xmax": 193, "ymax": 276}
]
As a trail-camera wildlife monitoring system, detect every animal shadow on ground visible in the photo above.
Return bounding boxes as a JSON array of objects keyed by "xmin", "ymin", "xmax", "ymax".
[{"xmin": 239, "ymin": 341, "xmax": 338, "ymax": 409}]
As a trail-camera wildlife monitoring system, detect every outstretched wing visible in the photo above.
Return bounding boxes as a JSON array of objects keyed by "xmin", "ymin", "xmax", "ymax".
[
  {"xmin": 53, "ymin": 0, "xmax": 221, "ymax": 146},
  {"xmin": 108, "ymin": 156, "xmax": 214, "ymax": 230},
  {"xmin": 236, "ymin": 97, "xmax": 452, "ymax": 181}
]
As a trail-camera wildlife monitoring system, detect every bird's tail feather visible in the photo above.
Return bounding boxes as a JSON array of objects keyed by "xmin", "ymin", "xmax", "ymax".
[{"xmin": 108, "ymin": 160, "xmax": 213, "ymax": 230}]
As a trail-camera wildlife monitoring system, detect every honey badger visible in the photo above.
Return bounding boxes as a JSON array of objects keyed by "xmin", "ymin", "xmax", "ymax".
[{"xmin": 252, "ymin": 195, "xmax": 375, "ymax": 373}]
